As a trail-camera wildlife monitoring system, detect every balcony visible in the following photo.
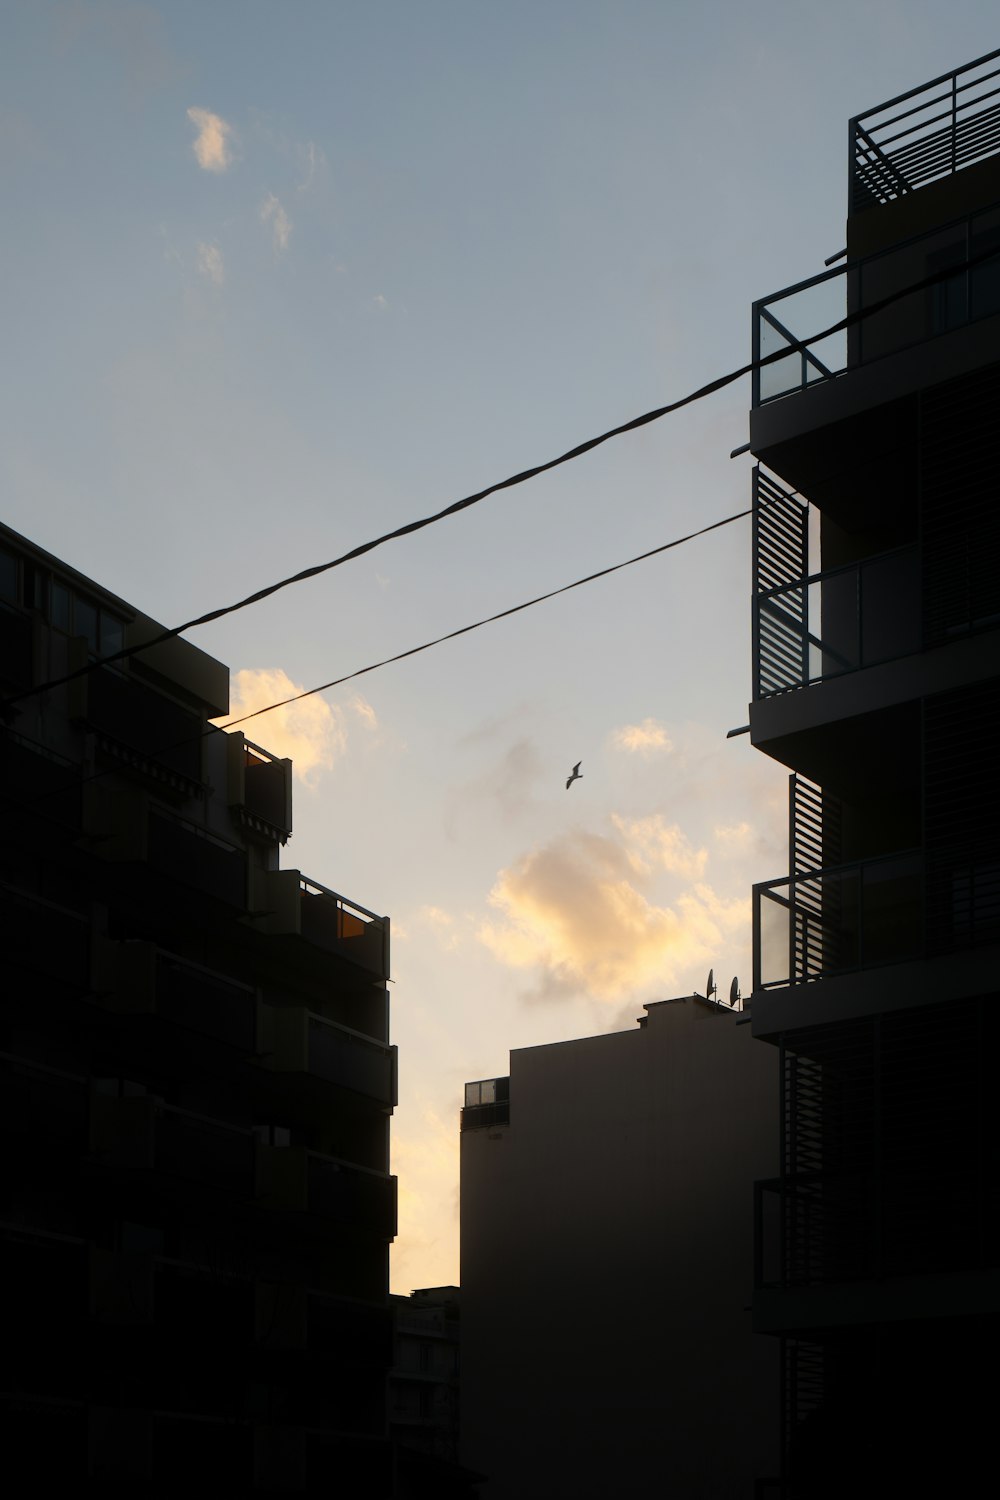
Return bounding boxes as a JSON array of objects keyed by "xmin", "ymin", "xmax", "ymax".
[
  {"xmin": 93, "ymin": 939, "xmax": 257, "ymax": 1053},
  {"xmin": 851, "ymin": 49, "xmax": 1000, "ymax": 214},
  {"xmin": 254, "ymin": 1145, "xmax": 397, "ymax": 1237},
  {"xmin": 70, "ymin": 660, "xmax": 204, "ymax": 792},
  {"xmin": 89, "ymin": 1091, "xmax": 256, "ymax": 1197},
  {"xmin": 755, "ymin": 546, "xmax": 920, "ymax": 698},
  {"xmin": 753, "ymin": 851, "xmax": 923, "ymax": 991},
  {"xmin": 226, "ymin": 731, "xmax": 292, "ymax": 843},
  {"xmin": 251, "ymin": 868, "xmax": 389, "ymax": 978},
  {"xmin": 461, "ymin": 1075, "xmax": 510, "ymax": 1131},
  {"xmin": 255, "ymin": 1004, "xmax": 396, "ymax": 1107},
  {"xmin": 755, "ymin": 1165, "xmax": 997, "ymax": 1290},
  {"xmin": 754, "ymin": 203, "xmax": 1000, "ymax": 407}
]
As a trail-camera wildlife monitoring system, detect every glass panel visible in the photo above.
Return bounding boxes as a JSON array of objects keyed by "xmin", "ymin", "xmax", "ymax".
[
  {"xmin": 0, "ymin": 549, "xmax": 17, "ymax": 602},
  {"xmin": 861, "ymin": 223, "xmax": 967, "ymax": 361},
  {"xmin": 50, "ymin": 580, "xmax": 70, "ymax": 631},
  {"xmin": 464, "ymin": 1083, "xmax": 480, "ymax": 1108},
  {"xmin": 817, "ymin": 569, "xmax": 858, "ymax": 677},
  {"xmin": 74, "ymin": 596, "xmax": 98, "ymax": 650},
  {"xmin": 758, "ymin": 889, "xmax": 790, "ymax": 988},
  {"xmin": 860, "ymin": 550, "xmax": 920, "ymax": 665},
  {"xmin": 480, "ymin": 1079, "xmax": 496, "ymax": 1104},
  {"xmin": 758, "ymin": 350, "xmax": 802, "ymax": 403},
  {"xmin": 970, "ymin": 206, "xmax": 1000, "ymax": 320},
  {"xmin": 861, "ymin": 855, "xmax": 921, "ymax": 966},
  {"xmin": 100, "ymin": 612, "xmax": 124, "ymax": 655}
]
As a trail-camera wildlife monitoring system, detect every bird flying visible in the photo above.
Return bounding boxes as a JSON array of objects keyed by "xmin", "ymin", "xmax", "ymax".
[{"xmin": 566, "ymin": 761, "xmax": 582, "ymax": 789}]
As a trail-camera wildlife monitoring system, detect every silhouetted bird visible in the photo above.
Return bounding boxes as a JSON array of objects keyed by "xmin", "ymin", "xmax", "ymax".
[{"xmin": 566, "ymin": 761, "xmax": 582, "ymax": 789}]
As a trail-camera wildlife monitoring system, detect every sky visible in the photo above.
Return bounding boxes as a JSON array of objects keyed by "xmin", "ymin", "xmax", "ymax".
[{"xmin": 2, "ymin": 1, "xmax": 996, "ymax": 1293}]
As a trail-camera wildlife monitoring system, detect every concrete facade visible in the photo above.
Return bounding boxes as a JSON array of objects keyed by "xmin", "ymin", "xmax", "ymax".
[{"xmin": 460, "ymin": 996, "xmax": 778, "ymax": 1499}]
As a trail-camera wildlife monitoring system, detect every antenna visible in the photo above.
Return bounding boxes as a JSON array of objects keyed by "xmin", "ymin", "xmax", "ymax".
[
  {"xmin": 730, "ymin": 976, "xmax": 741, "ymax": 1008},
  {"xmin": 706, "ymin": 969, "xmax": 717, "ymax": 1002}
]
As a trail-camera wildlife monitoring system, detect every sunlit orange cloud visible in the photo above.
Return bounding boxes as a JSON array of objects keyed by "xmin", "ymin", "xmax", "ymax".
[
  {"xmin": 216, "ymin": 670, "xmax": 377, "ymax": 787},
  {"xmin": 611, "ymin": 718, "xmax": 672, "ymax": 754},
  {"xmin": 478, "ymin": 826, "xmax": 742, "ymax": 1002}
]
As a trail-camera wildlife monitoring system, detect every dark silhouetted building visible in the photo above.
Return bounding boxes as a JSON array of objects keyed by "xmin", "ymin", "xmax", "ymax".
[
  {"xmin": 390, "ymin": 1287, "xmax": 483, "ymax": 1498},
  {"xmin": 0, "ymin": 523, "xmax": 397, "ymax": 1493},
  {"xmin": 460, "ymin": 995, "xmax": 778, "ymax": 1499},
  {"xmin": 746, "ymin": 48, "xmax": 1000, "ymax": 1496}
]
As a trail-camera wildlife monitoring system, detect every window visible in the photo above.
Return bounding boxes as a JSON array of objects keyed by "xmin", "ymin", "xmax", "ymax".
[
  {"xmin": 0, "ymin": 549, "xmax": 17, "ymax": 603},
  {"xmin": 254, "ymin": 1124, "xmax": 292, "ymax": 1147}
]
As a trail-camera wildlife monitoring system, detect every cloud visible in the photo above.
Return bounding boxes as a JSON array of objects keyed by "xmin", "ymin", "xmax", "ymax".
[
  {"xmin": 297, "ymin": 140, "xmax": 325, "ymax": 191},
  {"xmin": 187, "ymin": 106, "xmax": 233, "ymax": 172},
  {"xmin": 217, "ymin": 668, "xmax": 344, "ymax": 786},
  {"xmin": 349, "ymin": 694, "xmax": 378, "ymax": 731},
  {"xmin": 373, "ymin": 293, "xmax": 389, "ymax": 310},
  {"xmin": 478, "ymin": 825, "xmax": 741, "ymax": 1003},
  {"xmin": 612, "ymin": 814, "xmax": 707, "ymax": 880},
  {"xmin": 196, "ymin": 242, "xmax": 224, "ymax": 286},
  {"xmin": 420, "ymin": 905, "xmax": 461, "ymax": 951},
  {"xmin": 714, "ymin": 821, "xmax": 754, "ymax": 849},
  {"xmin": 612, "ymin": 718, "xmax": 672, "ymax": 755},
  {"xmin": 260, "ymin": 192, "xmax": 291, "ymax": 251}
]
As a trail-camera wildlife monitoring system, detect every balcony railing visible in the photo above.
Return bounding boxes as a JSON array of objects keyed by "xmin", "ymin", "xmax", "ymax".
[
  {"xmin": 756, "ymin": 1166, "xmax": 997, "ymax": 1289},
  {"xmin": 851, "ymin": 49, "xmax": 1000, "ymax": 213},
  {"xmin": 753, "ymin": 204, "xmax": 1000, "ymax": 405},
  {"xmin": 255, "ymin": 1004, "xmax": 396, "ymax": 1106},
  {"xmin": 299, "ymin": 876, "xmax": 389, "ymax": 977},
  {"xmin": 754, "ymin": 545, "xmax": 920, "ymax": 697},
  {"xmin": 461, "ymin": 1075, "xmax": 510, "ymax": 1131},
  {"xmin": 753, "ymin": 851, "xmax": 923, "ymax": 990}
]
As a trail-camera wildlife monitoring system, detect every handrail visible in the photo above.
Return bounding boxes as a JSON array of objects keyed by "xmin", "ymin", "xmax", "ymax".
[
  {"xmin": 850, "ymin": 49, "xmax": 1000, "ymax": 210},
  {"xmin": 755, "ymin": 846, "xmax": 922, "ymax": 896}
]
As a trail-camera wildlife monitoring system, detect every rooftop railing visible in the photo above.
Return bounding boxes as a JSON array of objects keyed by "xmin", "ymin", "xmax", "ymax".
[
  {"xmin": 851, "ymin": 48, "xmax": 1000, "ymax": 213},
  {"xmin": 754, "ymin": 204, "xmax": 1000, "ymax": 405}
]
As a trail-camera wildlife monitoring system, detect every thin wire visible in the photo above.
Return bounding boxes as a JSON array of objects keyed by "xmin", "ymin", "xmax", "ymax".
[
  {"xmin": 219, "ymin": 508, "xmax": 751, "ymax": 731},
  {"xmin": 5, "ymin": 241, "xmax": 993, "ymax": 713},
  {"xmin": 18, "ymin": 505, "xmax": 751, "ymax": 810}
]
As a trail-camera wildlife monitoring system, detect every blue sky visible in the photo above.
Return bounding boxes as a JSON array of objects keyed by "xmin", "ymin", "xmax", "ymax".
[{"xmin": 2, "ymin": 1, "xmax": 996, "ymax": 1289}]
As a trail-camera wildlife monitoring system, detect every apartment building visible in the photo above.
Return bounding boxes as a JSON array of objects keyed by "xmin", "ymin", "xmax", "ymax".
[
  {"xmin": 460, "ymin": 995, "xmax": 778, "ymax": 1499},
  {"xmin": 745, "ymin": 49, "xmax": 1000, "ymax": 1495},
  {"xmin": 0, "ymin": 524, "xmax": 397, "ymax": 1493}
]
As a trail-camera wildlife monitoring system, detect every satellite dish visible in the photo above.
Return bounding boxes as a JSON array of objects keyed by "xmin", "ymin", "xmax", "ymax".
[
  {"xmin": 706, "ymin": 969, "xmax": 716, "ymax": 1001},
  {"xmin": 730, "ymin": 976, "xmax": 740, "ymax": 1008}
]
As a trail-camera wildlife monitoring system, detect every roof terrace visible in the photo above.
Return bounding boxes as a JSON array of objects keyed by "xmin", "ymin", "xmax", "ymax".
[{"xmin": 851, "ymin": 47, "xmax": 1000, "ymax": 213}]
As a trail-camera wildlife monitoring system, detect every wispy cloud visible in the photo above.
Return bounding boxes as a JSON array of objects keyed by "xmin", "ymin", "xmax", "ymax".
[
  {"xmin": 349, "ymin": 694, "xmax": 378, "ymax": 731},
  {"xmin": 217, "ymin": 668, "xmax": 344, "ymax": 786},
  {"xmin": 612, "ymin": 718, "xmax": 672, "ymax": 755},
  {"xmin": 420, "ymin": 905, "xmax": 461, "ymax": 951},
  {"xmin": 187, "ymin": 106, "xmax": 233, "ymax": 173},
  {"xmin": 196, "ymin": 242, "xmax": 225, "ymax": 286},
  {"xmin": 297, "ymin": 140, "xmax": 325, "ymax": 191},
  {"xmin": 373, "ymin": 293, "xmax": 389, "ymax": 310},
  {"xmin": 260, "ymin": 192, "xmax": 291, "ymax": 251}
]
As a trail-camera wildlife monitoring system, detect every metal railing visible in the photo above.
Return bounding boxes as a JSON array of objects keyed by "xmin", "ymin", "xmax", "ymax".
[
  {"xmin": 753, "ymin": 851, "xmax": 923, "ymax": 990},
  {"xmin": 851, "ymin": 48, "xmax": 1000, "ymax": 213},
  {"xmin": 298, "ymin": 875, "xmax": 389, "ymax": 976},
  {"xmin": 753, "ymin": 204, "xmax": 1000, "ymax": 405},
  {"xmin": 755, "ymin": 545, "xmax": 920, "ymax": 697}
]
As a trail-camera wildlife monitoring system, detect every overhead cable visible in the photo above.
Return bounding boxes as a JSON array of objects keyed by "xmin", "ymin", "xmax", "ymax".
[{"xmin": 5, "ymin": 241, "xmax": 996, "ymax": 714}]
